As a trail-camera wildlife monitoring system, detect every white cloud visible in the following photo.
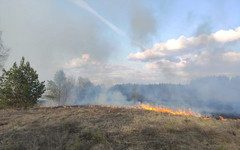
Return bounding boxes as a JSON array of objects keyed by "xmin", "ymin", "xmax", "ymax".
[
  {"xmin": 127, "ymin": 27, "xmax": 240, "ymax": 61},
  {"xmin": 64, "ymin": 26, "xmax": 240, "ymax": 85},
  {"xmin": 64, "ymin": 54, "xmax": 177, "ymax": 86},
  {"xmin": 65, "ymin": 54, "xmax": 90, "ymax": 68},
  {"xmin": 145, "ymin": 51, "xmax": 240, "ymax": 81},
  {"xmin": 127, "ymin": 27, "xmax": 240, "ymax": 82},
  {"xmin": 222, "ymin": 52, "xmax": 240, "ymax": 62},
  {"xmin": 214, "ymin": 27, "xmax": 240, "ymax": 42}
]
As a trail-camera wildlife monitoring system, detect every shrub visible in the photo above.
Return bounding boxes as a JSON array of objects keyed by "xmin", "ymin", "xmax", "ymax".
[{"xmin": 0, "ymin": 57, "xmax": 45, "ymax": 108}]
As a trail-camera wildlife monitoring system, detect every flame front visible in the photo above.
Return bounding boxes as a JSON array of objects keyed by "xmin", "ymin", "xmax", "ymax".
[
  {"xmin": 139, "ymin": 103, "xmax": 201, "ymax": 117},
  {"xmin": 40, "ymin": 103, "xmax": 201, "ymax": 117},
  {"xmin": 39, "ymin": 103, "xmax": 240, "ymax": 120},
  {"xmin": 219, "ymin": 116, "xmax": 227, "ymax": 121}
]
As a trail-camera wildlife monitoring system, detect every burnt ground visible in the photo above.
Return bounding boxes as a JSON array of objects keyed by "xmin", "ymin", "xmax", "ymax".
[{"xmin": 0, "ymin": 106, "xmax": 240, "ymax": 150}]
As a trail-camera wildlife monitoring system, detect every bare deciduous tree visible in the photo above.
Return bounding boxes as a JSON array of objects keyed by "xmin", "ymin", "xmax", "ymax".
[
  {"xmin": 46, "ymin": 70, "xmax": 72, "ymax": 105},
  {"xmin": 0, "ymin": 31, "xmax": 9, "ymax": 69}
]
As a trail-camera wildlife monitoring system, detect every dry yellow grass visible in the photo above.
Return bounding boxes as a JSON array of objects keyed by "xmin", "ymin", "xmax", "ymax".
[{"xmin": 0, "ymin": 106, "xmax": 240, "ymax": 150}]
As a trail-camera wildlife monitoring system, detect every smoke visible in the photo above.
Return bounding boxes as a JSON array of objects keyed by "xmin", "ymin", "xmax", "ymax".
[
  {"xmin": 129, "ymin": 0, "xmax": 157, "ymax": 48},
  {"xmin": 1, "ymin": 0, "xmax": 240, "ymax": 116},
  {"xmin": 194, "ymin": 21, "xmax": 212, "ymax": 36},
  {"xmin": 111, "ymin": 76, "xmax": 240, "ymax": 115},
  {"xmin": 42, "ymin": 69, "xmax": 240, "ymax": 116},
  {"xmin": 0, "ymin": 0, "xmax": 122, "ymax": 81},
  {"xmin": 42, "ymin": 71, "xmax": 135, "ymax": 107},
  {"xmin": 70, "ymin": 0, "xmax": 151, "ymax": 49},
  {"xmin": 70, "ymin": 90, "xmax": 134, "ymax": 107},
  {"xmin": 186, "ymin": 10, "xmax": 213, "ymax": 37}
]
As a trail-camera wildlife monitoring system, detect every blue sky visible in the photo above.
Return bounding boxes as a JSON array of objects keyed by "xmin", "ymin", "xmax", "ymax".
[
  {"xmin": 0, "ymin": 0, "xmax": 240, "ymax": 85},
  {"xmin": 68, "ymin": 0, "xmax": 240, "ymax": 59}
]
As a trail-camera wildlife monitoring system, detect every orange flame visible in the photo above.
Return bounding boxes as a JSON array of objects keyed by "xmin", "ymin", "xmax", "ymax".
[
  {"xmin": 219, "ymin": 116, "xmax": 227, "ymax": 121},
  {"xmin": 139, "ymin": 103, "xmax": 201, "ymax": 117},
  {"xmin": 203, "ymin": 117, "xmax": 214, "ymax": 120},
  {"xmin": 39, "ymin": 103, "xmax": 240, "ymax": 120}
]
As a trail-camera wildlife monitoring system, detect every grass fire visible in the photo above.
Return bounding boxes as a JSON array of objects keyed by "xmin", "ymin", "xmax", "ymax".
[
  {"xmin": 40, "ymin": 103, "xmax": 240, "ymax": 121},
  {"xmin": 1, "ymin": 105, "xmax": 240, "ymax": 150},
  {"xmin": 1, "ymin": 0, "xmax": 240, "ymax": 149}
]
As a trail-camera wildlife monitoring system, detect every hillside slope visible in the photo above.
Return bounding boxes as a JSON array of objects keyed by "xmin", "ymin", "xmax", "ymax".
[{"xmin": 0, "ymin": 106, "xmax": 240, "ymax": 150}]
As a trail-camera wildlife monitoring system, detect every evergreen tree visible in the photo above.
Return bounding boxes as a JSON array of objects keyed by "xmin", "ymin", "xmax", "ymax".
[{"xmin": 0, "ymin": 57, "xmax": 45, "ymax": 108}]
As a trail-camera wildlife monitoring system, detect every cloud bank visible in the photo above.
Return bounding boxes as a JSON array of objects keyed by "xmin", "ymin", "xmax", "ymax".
[
  {"xmin": 64, "ymin": 54, "xmax": 168, "ymax": 86},
  {"xmin": 128, "ymin": 27, "xmax": 240, "ymax": 61},
  {"xmin": 127, "ymin": 27, "xmax": 240, "ymax": 81}
]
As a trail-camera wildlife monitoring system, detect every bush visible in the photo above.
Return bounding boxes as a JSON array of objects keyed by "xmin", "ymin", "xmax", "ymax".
[{"xmin": 0, "ymin": 57, "xmax": 45, "ymax": 108}]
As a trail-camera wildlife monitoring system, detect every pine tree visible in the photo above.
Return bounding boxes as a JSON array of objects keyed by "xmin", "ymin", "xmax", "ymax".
[{"xmin": 0, "ymin": 57, "xmax": 45, "ymax": 108}]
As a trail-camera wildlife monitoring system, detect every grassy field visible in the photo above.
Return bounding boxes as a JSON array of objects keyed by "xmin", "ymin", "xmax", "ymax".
[{"xmin": 0, "ymin": 106, "xmax": 240, "ymax": 150}]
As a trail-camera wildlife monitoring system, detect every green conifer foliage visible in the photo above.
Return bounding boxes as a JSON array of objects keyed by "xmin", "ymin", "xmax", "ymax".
[{"xmin": 0, "ymin": 57, "xmax": 45, "ymax": 108}]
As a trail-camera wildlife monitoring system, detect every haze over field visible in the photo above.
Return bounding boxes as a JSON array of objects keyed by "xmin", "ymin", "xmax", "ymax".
[
  {"xmin": 0, "ymin": 0, "xmax": 240, "ymax": 85},
  {"xmin": 0, "ymin": 0, "xmax": 240, "ymax": 115}
]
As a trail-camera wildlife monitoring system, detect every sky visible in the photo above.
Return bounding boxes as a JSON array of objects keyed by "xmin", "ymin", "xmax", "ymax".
[{"xmin": 0, "ymin": 0, "xmax": 240, "ymax": 86}]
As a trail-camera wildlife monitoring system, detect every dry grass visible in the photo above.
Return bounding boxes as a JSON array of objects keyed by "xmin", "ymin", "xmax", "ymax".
[{"xmin": 0, "ymin": 106, "xmax": 240, "ymax": 150}]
